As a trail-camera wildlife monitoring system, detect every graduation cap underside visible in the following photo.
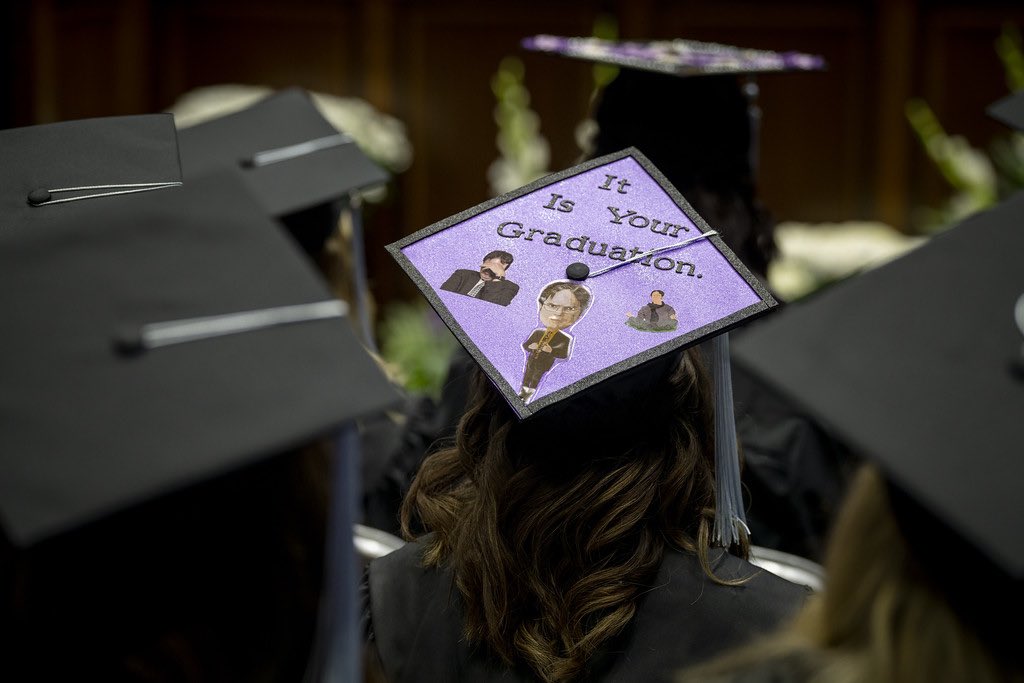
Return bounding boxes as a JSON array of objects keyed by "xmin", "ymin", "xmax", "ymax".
[
  {"xmin": 0, "ymin": 170, "xmax": 398, "ymax": 547},
  {"xmin": 987, "ymin": 90, "xmax": 1024, "ymax": 132},
  {"xmin": 176, "ymin": 88, "xmax": 388, "ymax": 218},
  {"xmin": 731, "ymin": 191, "xmax": 1024, "ymax": 579},
  {"xmin": 388, "ymin": 148, "xmax": 776, "ymax": 420}
]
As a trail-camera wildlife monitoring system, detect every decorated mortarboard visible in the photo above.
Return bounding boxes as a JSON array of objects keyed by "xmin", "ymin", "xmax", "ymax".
[
  {"xmin": 176, "ymin": 87, "xmax": 389, "ymax": 221},
  {"xmin": 731, "ymin": 192, "xmax": 1024, "ymax": 581},
  {"xmin": 0, "ymin": 169, "xmax": 398, "ymax": 548},
  {"xmin": 0, "ymin": 113, "xmax": 182, "ymax": 231},
  {"xmin": 521, "ymin": 34, "xmax": 826, "ymax": 76},
  {"xmin": 987, "ymin": 90, "xmax": 1024, "ymax": 131},
  {"xmin": 388, "ymin": 148, "xmax": 777, "ymax": 545}
]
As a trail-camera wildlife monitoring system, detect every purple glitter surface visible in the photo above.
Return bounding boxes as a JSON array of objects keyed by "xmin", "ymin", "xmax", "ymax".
[
  {"xmin": 401, "ymin": 156, "xmax": 763, "ymax": 413},
  {"xmin": 521, "ymin": 35, "xmax": 827, "ymax": 75}
]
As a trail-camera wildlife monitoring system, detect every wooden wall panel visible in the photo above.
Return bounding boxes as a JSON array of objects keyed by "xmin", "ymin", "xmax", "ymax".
[
  {"xmin": 379, "ymin": 3, "xmax": 602, "ymax": 302},
  {"xmin": 31, "ymin": 0, "xmax": 157, "ymax": 120},
  {"xmin": 6, "ymin": 0, "xmax": 1023, "ymax": 306},
  {"xmin": 639, "ymin": 3, "xmax": 873, "ymax": 223},
  {"xmin": 155, "ymin": 1, "xmax": 357, "ymax": 109},
  {"xmin": 395, "ymin": 3, "xmax": 598, "ymax": 228},
  {"xmin": 872, "ymin": 0, "xmax": 917, "ymax": 229}
]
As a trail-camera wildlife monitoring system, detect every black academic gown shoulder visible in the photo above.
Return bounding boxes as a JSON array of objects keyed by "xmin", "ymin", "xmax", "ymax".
[
  {"xmin": 677, "ymin": 650, "xmax": 824, "ymax": 683},
  {"xmin": 366, "ymin": 538, "xmax": 809, "ymax": 683}
]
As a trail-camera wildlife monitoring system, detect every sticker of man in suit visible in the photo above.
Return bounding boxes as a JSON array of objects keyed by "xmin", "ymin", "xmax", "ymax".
[
  {"xmin": 440, "ymin": 250, "xmax": 520, "ymax": 306},
  {"xmin": 519, "ymin": 281, "xmax": 593, "ymax": 402},
  {"xmin": 626, "ymin": 289, "xmax": 678, "ymax": 332}
]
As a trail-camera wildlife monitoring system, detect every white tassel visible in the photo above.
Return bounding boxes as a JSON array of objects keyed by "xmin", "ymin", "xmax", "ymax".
[{"xmin": 709, "ymin": 333, "xmax": 748, "ymax": 547}]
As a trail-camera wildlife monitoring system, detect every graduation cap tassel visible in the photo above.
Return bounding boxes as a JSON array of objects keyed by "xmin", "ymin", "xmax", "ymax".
[
  {"xmin": 345, "ymin": 194, "xmax": 378, "ymax": 353},
  {"xmin": 709, "ymin": 332, "xmax": 748, "ymax": 548},
  {"xmin": 304, "ymin": 425, "xmax": 363, "ymax": 683},
  {"xmin": 26, "ymin": 181, "xmax": 182, "ymax": 206}
]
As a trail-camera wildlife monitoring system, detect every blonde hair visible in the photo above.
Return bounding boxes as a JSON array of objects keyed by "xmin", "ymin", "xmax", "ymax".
[{"xmin": 680, "ymin": 464, "xmax": 1021, "ymax": 683}]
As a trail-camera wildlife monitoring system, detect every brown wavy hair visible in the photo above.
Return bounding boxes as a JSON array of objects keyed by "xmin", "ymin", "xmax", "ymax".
[{"xmin": 401, "ymin": 347, "xmax": 747, "ymax": 682}]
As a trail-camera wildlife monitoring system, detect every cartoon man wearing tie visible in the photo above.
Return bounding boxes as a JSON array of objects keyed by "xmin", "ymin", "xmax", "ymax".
[
  {"xmin": 519, "ymin": 281, "xmax": 592, "ymax": 402},
  {"xmin": 440, "ymin": 250, "xmax": 520, "ymax": 306}
]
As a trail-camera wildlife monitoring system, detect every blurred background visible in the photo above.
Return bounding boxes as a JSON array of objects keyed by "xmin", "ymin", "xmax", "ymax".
[{"xmin": 3, "ymin": 0, "xmax": 1023, "ymax": 391}]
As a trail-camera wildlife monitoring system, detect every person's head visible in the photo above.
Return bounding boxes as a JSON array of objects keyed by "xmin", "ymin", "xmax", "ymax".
[
  {"xmin": 481, "ymin": 250, "xmax": 514, "ymax": 281},
  {"xmin": 0, "ymin": 167, "xmax": 399, "ymax": 682},
  {"xmin": 679, "ymin": 463, "xmax": 1022, "ymax": 683},
  {"xmin": 589, "ymin": 70, "xmax": 776, "ymax": 280},
  {"xmin": 5, "ymin": 441, "xmax": 332, "ymax": 681},
  {"xmin": 537, "ymin": 281, "xmax": 591, "ymax": 330},
  {"xmin": 801, "ymin": 464, "xmax": 1021, "ymax": 683},
  {"xmin": 651, "ymin": 290, "xmax": 665, "ymax": 305},
  {"xmin": 402, "ymin": 346, "xmax": 729, "ymax": 682}
]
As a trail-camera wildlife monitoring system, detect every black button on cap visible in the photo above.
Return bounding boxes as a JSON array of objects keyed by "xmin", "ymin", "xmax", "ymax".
[
  {"xmin": 27, "ymin": 188, "xmax": 52, "ymax": 206},
  {"xmin": 566, "ymin": 262, "xmax": 590, "ymax": 281},
  {"xmin": 1011, "ymin": 356, "xmax": 1024, "ymax": 381},
  {"xmin": 112, "ymin": 325, "xmax": 146, "ymax": 356}
]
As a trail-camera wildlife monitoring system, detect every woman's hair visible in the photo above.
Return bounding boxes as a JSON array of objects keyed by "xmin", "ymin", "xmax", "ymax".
[
  {"xmin": 679, "ymin": 464, "xmax": 1022, "ymax": 683},
  {"xmin": 401, "ymin": 348, "xmax": 744, "ymax": 682}
]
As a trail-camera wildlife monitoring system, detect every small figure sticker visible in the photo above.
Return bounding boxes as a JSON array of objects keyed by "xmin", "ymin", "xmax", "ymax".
[
  {"xmin": 626, "ymin": 289, "xmax": 678, "ymax": 332},
  {"xmin": 519, "ymin": 281, "xmax": 592, "ymax": 402}
]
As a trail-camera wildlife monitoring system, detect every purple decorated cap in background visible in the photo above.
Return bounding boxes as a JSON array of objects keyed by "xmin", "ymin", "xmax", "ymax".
[
  {"xmin": 520, "ymin": 34, "xmax": 826, "ymax": 77},
  {"xmin": 388, "ymin": 147, "xmax": 776, "ymax": 419}
]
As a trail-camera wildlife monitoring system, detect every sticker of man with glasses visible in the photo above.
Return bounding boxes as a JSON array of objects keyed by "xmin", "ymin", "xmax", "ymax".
[{"xmin": 519, "ymin": 281, "xmax": 592, "ymax": 402}]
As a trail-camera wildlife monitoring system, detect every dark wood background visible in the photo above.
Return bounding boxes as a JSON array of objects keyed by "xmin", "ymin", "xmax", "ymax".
[{"xmin": 4, "ymin": 0, "xmax": 1023, "ymax": 307}]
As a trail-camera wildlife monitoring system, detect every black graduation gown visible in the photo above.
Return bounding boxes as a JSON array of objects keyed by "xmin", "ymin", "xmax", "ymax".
[{"xmin": 366, "ymin": 539, "xmax": 809, "ymax": 682}]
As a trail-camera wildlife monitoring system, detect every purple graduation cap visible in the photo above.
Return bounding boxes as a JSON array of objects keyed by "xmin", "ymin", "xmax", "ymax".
[
  {"xmin": 388, "ymin": 148, "xmax": 777, "ymax": 545},
  {"xmin": 521, "ymin": 34, "xmax": 826, "ymax": 247},
  {"xmin": 520, "ymin": 34, "xmax": 826, "ymax": 77}
]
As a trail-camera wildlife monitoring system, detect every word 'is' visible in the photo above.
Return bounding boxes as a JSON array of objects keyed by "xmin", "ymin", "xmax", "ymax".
[{"xmin": 544, "ymin": 195, "xmax": 691, "ymax": 239}]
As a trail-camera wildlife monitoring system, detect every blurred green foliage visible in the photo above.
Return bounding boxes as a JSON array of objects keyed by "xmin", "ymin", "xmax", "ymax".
[
  {"xmin": 906, "ymin": 24, "xmax": 1024, "ymax": 232},
  {"xmin": 487, "ymin": 56, "xmax": 551, "ymax": 196},
  {"xmin": 589, "ymin": 15, "xmax": 620, "ymax": 93},
  {"xmin": 488, "ymin": 14, "xmax": 620, "ymax": 195},
  {"xmin": 377, "ymin": 302, "xmax": 457, "ymax": 398}
]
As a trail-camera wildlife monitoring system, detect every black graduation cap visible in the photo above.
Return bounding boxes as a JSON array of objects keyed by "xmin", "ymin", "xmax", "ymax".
[
  {"xmin": 176, "ymin": 87, "xmax": 390, "ymax": 352},
  {"xmin": 0, "ymin": 169, "xmax": 399, "ymax": 548},
  {"xmin": 389, "ymin": 148, "xmax": 778, "ymax": 547},
  {"xmin": 731, "ymin": 192, "xmax": 1024, "ymax": 581},
  {"xmin": 987, "ymin": 90, "xmax": 1024, "ymax": 131},
  {"xmin": 176, "ymin": 87, "xmax": 388, "ymax": 224},
  {"xmin": 0, "ymin": 113, "xmax": 182, "ymax": 231}
]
